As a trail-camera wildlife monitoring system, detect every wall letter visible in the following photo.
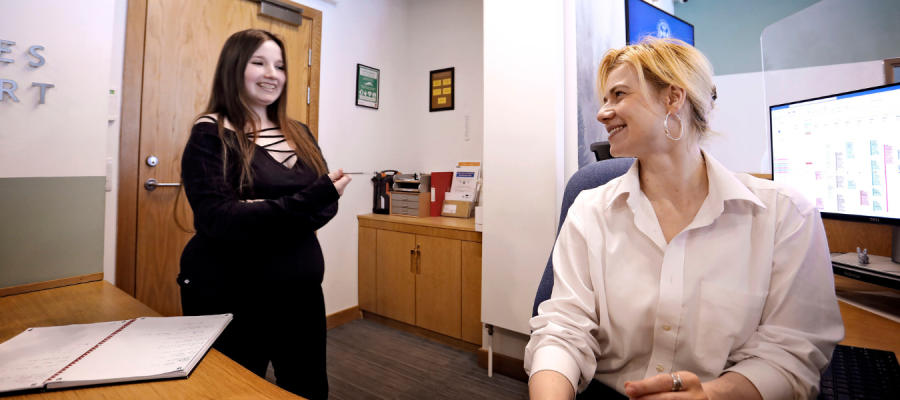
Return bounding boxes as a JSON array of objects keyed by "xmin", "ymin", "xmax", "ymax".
[
  {"xmin": 0, "ymin": 40, "xmax": 14, "ymax": 64},
  {"xmin": 0, "ymin": 79, "xmax": 20, "ymax": 102},
  {"xmin": 28, "ymin": 46, "xmax": 45, "ymax": 67},
  {"xmin": 32, "ymin": 82, "xmax": 54, "ymax": 104}
]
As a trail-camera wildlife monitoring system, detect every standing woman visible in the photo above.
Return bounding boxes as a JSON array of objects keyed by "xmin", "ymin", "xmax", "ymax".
[{"xmin": 178, "ymin": 29, "xmax": 350, "ymax": 400}]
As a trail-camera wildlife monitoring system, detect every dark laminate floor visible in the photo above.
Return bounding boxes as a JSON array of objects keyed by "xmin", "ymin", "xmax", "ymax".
[{"xmin": 265, "ymin": 318, "xmax": 529, "ymax": 399}]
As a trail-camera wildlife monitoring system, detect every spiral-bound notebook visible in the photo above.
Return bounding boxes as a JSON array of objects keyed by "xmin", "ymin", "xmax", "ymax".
[{"xmin": 0, "ymin": 314, "xmax": 232, "ymax": 394}]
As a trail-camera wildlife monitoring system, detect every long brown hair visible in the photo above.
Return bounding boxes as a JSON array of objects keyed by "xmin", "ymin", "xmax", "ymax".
[
  {"xmin": 175, "ymin": 29, "xmax": 327, "ymax": 232},
  {"xmin": 206, "ymin": 29, "xmax": 327, "ymax": 192}
]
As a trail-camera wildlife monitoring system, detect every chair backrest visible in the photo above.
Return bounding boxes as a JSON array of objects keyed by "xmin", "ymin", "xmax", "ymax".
[{"xmin": 532, "ymin": 158, "xmax": 635, "ymax": 317}]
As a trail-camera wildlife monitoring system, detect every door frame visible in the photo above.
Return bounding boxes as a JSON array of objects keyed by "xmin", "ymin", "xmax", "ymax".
[{"xmin": 115, "ymin": 0, "xmax": 323, "ymax": 296}]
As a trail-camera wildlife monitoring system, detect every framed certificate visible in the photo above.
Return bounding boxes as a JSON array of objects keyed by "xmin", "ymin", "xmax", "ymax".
[
  {"xmin": 429, "ymin": 67, "xmax": 454, "ymax": 112},
  {"xmin": 356, "ymin": 64, "xmax": 379, "ymax": 109}
]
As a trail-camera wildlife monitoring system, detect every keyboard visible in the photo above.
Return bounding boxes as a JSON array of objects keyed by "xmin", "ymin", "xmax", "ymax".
[{"xmin": 818, "ymin": 345, "xmax": 900, "ymax": 400}]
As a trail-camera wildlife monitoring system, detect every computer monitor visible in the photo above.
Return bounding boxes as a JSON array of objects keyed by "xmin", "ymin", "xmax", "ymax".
[
  {"xmin": 625, "ymin": 0, "xmax": 694, "ymax": 46},
  {"xmin": 770, "ymin": 82, "xmax": 900, "ymax": 286}
]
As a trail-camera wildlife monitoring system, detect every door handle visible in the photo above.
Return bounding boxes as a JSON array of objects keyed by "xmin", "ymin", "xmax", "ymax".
[
  {"xmin": 410, "ymin": 244, "xmax": 421, "ymax": 274},
  {"xmin": 144, "ymin": 179, "xmax": 181, "ymax": 191}
]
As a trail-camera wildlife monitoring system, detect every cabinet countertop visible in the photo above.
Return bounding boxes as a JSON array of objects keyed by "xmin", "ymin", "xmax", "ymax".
[{"xmin": 358, "ymin": 213, "xmax": 478, "ymax": 232}]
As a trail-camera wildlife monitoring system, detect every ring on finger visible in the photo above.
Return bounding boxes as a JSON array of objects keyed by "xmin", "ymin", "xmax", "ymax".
[{"xmin": 671, "ymin": 373, "xmax": 683, "ymax": 392}]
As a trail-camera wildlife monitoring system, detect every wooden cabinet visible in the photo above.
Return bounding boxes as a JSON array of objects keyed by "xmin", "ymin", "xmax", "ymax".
[
  {"xmin": 416, "ymin": 235, "xmax": 461, "ymax": 338},
  {"xmin": 376, "ymin": 229, "xmax": 416, "ymax": 325},
  {"xmin": 358, "ymin": 214, "xmax": 482, "ymax": 345}
]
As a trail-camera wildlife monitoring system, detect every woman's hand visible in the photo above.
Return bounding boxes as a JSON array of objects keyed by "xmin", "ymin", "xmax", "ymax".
[
  {"xmin": 625, "ymin": 371, "xmax": 708, "ymax": 400},
  {"xmin": 329, "ymin": 168, "xmax": 352, "ymax": 196}
]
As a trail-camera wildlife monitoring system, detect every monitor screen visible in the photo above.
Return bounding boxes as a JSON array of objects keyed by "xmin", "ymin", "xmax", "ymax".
[
  {"xmin": 770, "ymin": 83, "xmax": 900, "ymax": 225},
  {"xmin": 626, "ymin": 0, "xmax": 694, "ymax": 46}
]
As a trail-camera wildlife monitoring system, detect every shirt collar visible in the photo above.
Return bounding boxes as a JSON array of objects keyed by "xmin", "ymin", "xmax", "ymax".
[
  {"xmin": 704, "ymin": 150, "xmax": 766, "ymax": 210},
  {"xmin": 605, "ymin": 159, "xmax": 641, "ymax": 211},
  {"xmin": 604, "ymin": 150, "xmax": 766, "ymax": 211}
]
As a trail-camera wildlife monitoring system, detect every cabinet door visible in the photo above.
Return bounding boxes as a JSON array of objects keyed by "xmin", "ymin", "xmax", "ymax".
[
  {"xmin": 416, "ymin": 235, "xmax": 461, "ymax": 338},
  {"xmin": 461, "ymin": 241, "xmax": 482, "ymax": 345},
  {"xmin": 376, "ymin": 229, "xmax": 416, "ymax": 325},
  {"xmin": 358, "ymin": 227, "xmax": 377, "ymax": 312}
]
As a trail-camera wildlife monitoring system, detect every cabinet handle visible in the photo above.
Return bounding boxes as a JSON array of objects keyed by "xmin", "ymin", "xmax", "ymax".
[
  {"xmin": 416, "ymin": 250, "xmax": 421, "ymax": 275},
  {"xmin": 410, "ymin": 249, "xmax": 417, "ymax": 274}
]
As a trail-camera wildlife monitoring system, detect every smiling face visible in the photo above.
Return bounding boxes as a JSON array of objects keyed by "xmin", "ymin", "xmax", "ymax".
[
  {"xmin": 243, "ymin": 40, "xmax": 285, "ymax": 111},
  {"xmin": 597, "ymin": 64, "xmax": 675, "ymax": 158}
]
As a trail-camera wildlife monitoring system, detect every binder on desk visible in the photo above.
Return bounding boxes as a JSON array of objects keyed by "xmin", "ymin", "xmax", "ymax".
[
  {"xmin": 430, "ymin": 172, "xmax": 452, "ymax": 217},
  {"xmin": 0, "ymin": 314, "xmax": 231, "ymax": 394}
]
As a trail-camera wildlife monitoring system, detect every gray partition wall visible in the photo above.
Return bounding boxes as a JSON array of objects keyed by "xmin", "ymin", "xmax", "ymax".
[
  {"xmin": 761, "ymin": 0, "xmax": 900, "ymax": 108},
  {"xmin": 0, "ymin": 177, "xmax": 106, "ymax": 288}
]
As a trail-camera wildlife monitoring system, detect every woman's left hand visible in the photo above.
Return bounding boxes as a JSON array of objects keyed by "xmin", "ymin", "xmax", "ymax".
[{"xmin": 624, "ymin": 371, "xmax": 709, "ymax": 400}]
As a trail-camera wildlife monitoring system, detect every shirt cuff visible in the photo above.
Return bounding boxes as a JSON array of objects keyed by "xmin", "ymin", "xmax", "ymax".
[
  {"xmin": 529, "ymin": 345, "xmax": 582, "ymax": 395},
  {"xmin": 312, "ymin": 174, "xmax": 341, "ymax": 205},
  {"xmin": 724, "ymin": 358, "xmax": 794, "ymax": 400}
]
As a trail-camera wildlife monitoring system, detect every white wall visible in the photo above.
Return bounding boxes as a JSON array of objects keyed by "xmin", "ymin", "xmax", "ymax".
[
  {"xmin": 407, "ymin": 0, "xmax": 484, "ymax": 173},
  {"xmin": 0, "ymin": 0, "xmax": 114, "ymax": 178},
  {"xmin": 482, "ymin": 0, "xmax": 565, "ymax": 335},
  {"xmin": 303, "ymin": 0, "xmax": 484, "ymax": 315},
  {"xmin": 104, "ymin": 0, "xmax": 129, "ymax": 285},
  {"xmin": 703, "ymin": 71, "xmax": 768, "ymax": 173},
  {"xmin": 299, "ymin": 0, "xmax": 416, "ymax": 314},
  {"xmin": 645, "ymin": 0, "xmax": 674, "ymax": 14},
  {"xmin": 764, "ymin": 61, "xmax": 885, "ymax": 110}
]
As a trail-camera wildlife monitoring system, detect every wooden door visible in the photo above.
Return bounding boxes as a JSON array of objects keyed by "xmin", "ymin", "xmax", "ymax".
[
  {"xmin": 415, "ymin": 235, "xmax": 462, "ymax": 339},
  {"xmin": 376, "ymin": 230, "xmax": 417, "ymax": 325},
  {"xmin": 132, "ymin": 0, "xmax": 321, "ymax": 316}
]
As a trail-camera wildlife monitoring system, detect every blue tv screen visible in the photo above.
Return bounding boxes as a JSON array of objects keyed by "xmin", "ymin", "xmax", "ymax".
[{"xmin": 626, "ymin": 0, "xmax": 694, "ymax": 46}]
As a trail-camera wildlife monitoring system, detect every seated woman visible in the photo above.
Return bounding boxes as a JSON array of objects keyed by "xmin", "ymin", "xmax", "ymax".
[{"xmin": 525, "ymin": 38, "xmax": 844, "ymax": 400}]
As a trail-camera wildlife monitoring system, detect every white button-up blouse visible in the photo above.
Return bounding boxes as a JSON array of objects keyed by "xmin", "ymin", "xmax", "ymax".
[{"xmin": 525, "ymin": 151, "xmax": 844, "ymax": 400}]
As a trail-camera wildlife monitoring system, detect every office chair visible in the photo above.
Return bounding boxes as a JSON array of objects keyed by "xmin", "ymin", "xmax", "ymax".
[{"xmin": 532, "ymin": 156, "xmax": 634, "ymax": 317}]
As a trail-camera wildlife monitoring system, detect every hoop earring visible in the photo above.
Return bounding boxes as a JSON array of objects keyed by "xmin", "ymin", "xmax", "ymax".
[{"xmin": 664, "ymin": 113, "xmax": 684, "ymax": 141}]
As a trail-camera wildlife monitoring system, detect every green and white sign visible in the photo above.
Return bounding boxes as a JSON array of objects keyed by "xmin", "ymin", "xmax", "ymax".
[{"xmin": 356, "ymin": 64, "xmax": 379, "ymax": 109}]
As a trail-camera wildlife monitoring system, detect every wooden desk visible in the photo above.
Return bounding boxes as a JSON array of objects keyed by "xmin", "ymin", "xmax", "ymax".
[
  {"xmin": 834, "ymin": 275, "xmax": 900, "ymax": 358},
  {"xmin": 0, "ymin": 281, "xmax": 300, "ymax": 399}
]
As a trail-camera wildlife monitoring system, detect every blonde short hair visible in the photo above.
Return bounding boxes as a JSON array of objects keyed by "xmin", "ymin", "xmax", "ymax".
[{"xmin": 597, "ymin": 37, "xmax": 717, "ymax": 141}]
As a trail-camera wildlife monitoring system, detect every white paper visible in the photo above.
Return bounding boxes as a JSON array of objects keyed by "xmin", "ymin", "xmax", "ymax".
[
  {"xmin": 450, "ymin": 166, "xmax": 480, "ymax": 195},
  {"xmin": 0, "ymin": 321, "xmax": 122, "ymax": 393},
  {"xmin": 445, "ymin": 192, "xmax": 475, "ymax": 202},
  {"xmin": 54, "ymin": 315, "xmax": 231, "ymax": 384},
  {"xmin": 443, "ymin": 204, "xmax": 457, "ymax": 213}
]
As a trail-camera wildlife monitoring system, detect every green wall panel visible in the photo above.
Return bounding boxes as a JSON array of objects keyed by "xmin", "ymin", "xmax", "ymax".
[{"xmin": 0, "ymin": 177, "xmax": 105, "ymax": 288}]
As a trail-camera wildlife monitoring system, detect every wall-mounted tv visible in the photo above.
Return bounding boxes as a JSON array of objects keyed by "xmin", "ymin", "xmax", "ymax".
[{"xmin": 625, "ymin": 0, "xmax": 694, "ymax": 46}]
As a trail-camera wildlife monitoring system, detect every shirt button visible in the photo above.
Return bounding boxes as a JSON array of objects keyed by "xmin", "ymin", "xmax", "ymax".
[
  {"xmin": 663, "ymin": 324, "xmax": 671, "ymax": 331},
  {"xmin": 656, "ymin": 365, "xmax": 664, "ymax": 372}
]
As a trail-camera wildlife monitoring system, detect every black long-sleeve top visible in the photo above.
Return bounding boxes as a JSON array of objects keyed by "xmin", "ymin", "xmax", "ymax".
[{"xmin": 179, "ymin": 120, "xmax": 340, "ymax": 289}]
